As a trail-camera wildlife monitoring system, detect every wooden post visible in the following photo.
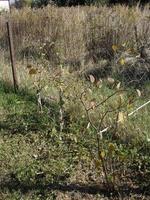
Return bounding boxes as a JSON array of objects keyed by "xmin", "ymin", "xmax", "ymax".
[
  {"xmin": 8, "ymin": 0, "xmax": 11, "ymax": 12},
  {"xmin": 6, "ymin": 20, "xmax": 18, "ymax": 91}
]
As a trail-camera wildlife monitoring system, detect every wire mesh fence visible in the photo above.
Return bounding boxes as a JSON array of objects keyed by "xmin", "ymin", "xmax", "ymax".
[{"xmin": 0, "ymin": 6, "xmax": 150, "ymax": 87}]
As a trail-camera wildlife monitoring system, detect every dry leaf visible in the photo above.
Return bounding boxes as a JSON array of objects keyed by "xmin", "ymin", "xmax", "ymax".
[
  {"xmin": 119, "ymin": 58, "xmax": 125, "ymax": 65},
  {"xmin": 100, "ymin": 151, "xmax": 105, "ymax": 159},
  {"xmin": 118, "ymin": 94, "xmax": 124, "ymax": 104},
  {"xmin": 112, "ymin": 44, "xmax": 118, "ymax": 52},
  {"xmin": 107, "ymin": 77, "xmax": 115, "ymax": 84},
  {"xmin": 122, "ymin": 42, "xmax": 127, "ymax": 47},
  {"xmin": 136, "ymin": 89, "xmax": 141, "ymax": 97},
  {"xmin": 118, "ymin": 112, "xmax": 126, "ymax": 124},
  {"xmin": 87, "ymin": 122, "xmax": 91, "ymax": 129},
  {"xmin": 108, "ymin": 143, "xmax": 116, "ymax": 152},
  {"xmin": 89, "ymin": 75, "xmax": 95, "ymax": 83},
  {"xmin": 96, "ymin": 79, "xmax": 103, "ymax": 88},
  {"xmin": 116, "ymin": 82, "xmax": 121, "ymax": 90},
  {"xmin": 29, "ymin": 68, "xmax": 38, "ymax": 75},
  {"xmin": 90, "ymin": 99, "xmax": 96, "ymax": 109}
]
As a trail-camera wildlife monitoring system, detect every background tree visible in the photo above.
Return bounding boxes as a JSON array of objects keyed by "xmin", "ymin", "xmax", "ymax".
[{"xmin": 16, "ymin": 0, "xmax": 150, "ymax": 8}]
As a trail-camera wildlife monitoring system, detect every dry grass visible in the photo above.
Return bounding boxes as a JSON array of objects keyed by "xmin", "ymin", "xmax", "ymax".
[
  {"xmin": 0, "ymin": 5, "xmax": 150, "ymax": 65},
  {"xmin": 0, "ymin": 5, "xmax": 150, "ymax": 88}
]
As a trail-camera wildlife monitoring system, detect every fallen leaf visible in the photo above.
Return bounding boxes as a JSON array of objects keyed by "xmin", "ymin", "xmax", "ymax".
[{"xmin": 89, "ymin": 75, "xmax": 95, "ymax": 83}]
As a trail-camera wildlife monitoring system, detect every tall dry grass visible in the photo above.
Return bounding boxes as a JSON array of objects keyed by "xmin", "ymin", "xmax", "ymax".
[{"xmin": 0, "ymin": 5, "xmax": 150, "ymax": 74}]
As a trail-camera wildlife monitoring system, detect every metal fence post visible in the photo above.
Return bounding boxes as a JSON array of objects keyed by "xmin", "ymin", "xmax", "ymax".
[{"xmin": 6, "ymin": 20, "xmax": 18, "ymax": 92}]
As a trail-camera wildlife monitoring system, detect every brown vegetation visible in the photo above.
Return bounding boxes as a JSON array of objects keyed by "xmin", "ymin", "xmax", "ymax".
[{"xmin": 0, "ymin": 5, "xmax": 150, "ymax": 63}]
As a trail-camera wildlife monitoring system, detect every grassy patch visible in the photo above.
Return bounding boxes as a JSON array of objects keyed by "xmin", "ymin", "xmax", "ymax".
[{"xmin": 0, "ymin": 78, "xmax": 150, "ymax": 199}]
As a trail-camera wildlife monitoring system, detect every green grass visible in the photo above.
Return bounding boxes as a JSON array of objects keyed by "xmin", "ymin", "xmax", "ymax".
[
  {"xmin": 0, "ymin": 79, "xmax": 150, "ymax": 199},
  {"xmin": 0, "ymin": 81, "xmax": 77, "ymax": 199}
]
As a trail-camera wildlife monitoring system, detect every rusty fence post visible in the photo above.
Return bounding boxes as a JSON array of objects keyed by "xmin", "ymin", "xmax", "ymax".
[{"xmin": 6, "ymin": 20, "xmax": 18, "ymax": 92}]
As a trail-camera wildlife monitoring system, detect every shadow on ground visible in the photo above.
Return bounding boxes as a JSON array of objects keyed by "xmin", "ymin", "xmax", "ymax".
[
  {"xmin": 0, "ymin": 80, "xmax": 37, "ymax": 102},
  {"xmin": 0, "ymin": 80, "xmax": 58, "ymax": 135},
  {"xmin": 0, "ymin": 177, "xmax": 150, "ymax": 198}
]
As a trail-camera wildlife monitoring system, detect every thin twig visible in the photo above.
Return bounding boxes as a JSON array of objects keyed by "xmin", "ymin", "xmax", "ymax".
[
  {"xmin": 87, "ymin": 90, "xmax": 125, "ymax": 112},
  {"xmin": 80, "ymin": 91, "xmax": 98, "ymax": 131}
]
